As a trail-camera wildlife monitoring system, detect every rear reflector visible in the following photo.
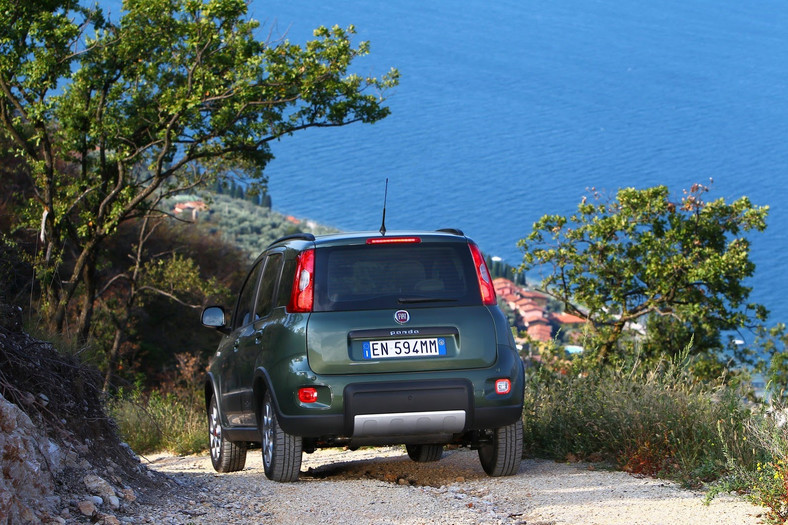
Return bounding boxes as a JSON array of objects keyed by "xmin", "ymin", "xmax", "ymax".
[
  {"xmin": 468, "ymin": 242, "xmax": 497, "ymax": 305},
  {"xmin": 298, "ymin": 387, "xmax": 318, "ymax": 404},
  {"xmin": 366, "ymin": 236, "xmax": 422, "ymax": 245},
  {"xmin": 288, "ymin": 249, "xmax": 314, "ymax": 313}
]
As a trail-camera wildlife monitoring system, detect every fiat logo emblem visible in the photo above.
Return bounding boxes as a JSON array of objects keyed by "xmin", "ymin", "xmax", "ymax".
[{"xmin": 394, "ymin": 310, "xmax": 410, "ymax": 324}]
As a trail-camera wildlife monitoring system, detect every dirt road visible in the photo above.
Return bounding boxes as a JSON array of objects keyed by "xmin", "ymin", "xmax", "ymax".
[{"xmin": 127, "ymin": 447, "xmax": 764, "ymax": 525}]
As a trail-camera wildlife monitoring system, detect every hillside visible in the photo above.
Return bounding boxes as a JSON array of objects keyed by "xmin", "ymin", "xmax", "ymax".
[
  {"xmin": 0, "ymin": 304, "xmax": 171, "ymax": 523},
  {"xmin": 171, "ymin": 192, "xmax": 339, "ymax": 257}
]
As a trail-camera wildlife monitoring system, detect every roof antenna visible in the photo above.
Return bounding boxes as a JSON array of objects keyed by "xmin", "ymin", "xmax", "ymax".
[{"xmin": 379, "ymin": 178, "xmax": 389, "ymax": 236}]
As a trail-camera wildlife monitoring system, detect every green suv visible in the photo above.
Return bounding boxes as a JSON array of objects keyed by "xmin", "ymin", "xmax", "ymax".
[{"xmin": 201, "ymin": 229, "xmax": 524, "ymax": 482}]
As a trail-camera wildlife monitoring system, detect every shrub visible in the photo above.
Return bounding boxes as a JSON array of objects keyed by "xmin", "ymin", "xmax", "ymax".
[
  {"xmin": 522, "ymin": 352, "xmax": 753, "ymax": 485},
  {"xmin": 108, "ymin": 387, "xmax": 207, "ymax": 456},
  {"xmin": 709, "ymin": 404, "xmax": 788, "ymax": 524},
  {"xmin": 107, "ymin": 352, "xmax": 208, "ymax": 455}
]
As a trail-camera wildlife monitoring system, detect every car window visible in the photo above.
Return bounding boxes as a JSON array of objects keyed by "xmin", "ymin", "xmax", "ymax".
[
  {"xmin": 313, "ymin": 243, "xmax": 479, "ymax": 311},
  {"xmin": 234, "ymin": 258, "xmax": 263, "ymax": 329},
  {"xmin": 255, "ymin": 253, "xmax": 283, "ymax": 319},
  {"xmin": 276, "ymin": 256, "xmax": 297, "ymax": 308}
]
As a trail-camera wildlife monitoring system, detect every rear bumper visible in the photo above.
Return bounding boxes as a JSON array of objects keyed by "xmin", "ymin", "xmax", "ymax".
[{"xmin": 277, "ymin": 377, "xmax": 523, "ymax": 439}]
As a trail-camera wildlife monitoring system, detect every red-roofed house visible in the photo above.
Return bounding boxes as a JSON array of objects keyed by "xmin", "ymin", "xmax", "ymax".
[
  {"xmin": 526, "ymin": 320, "xmax": 552, "ymax": 342},
  {"xmin": 173, "ymin": 200, "xmax": 208, "ymax": 221},
  {"xmin": 493, "ymin": 278, "xmax": 517, "ymax": 297},
  {"xmin": 518, "ymin": 290, "xmax": 549, "ymax": 308},
  {"xmin": 549, "ymin": 312, "xmax": 587, "ymax": 325}
]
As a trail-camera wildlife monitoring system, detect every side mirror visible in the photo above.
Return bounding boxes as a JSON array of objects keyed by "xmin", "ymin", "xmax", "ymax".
[{"xmin": 201, "ymin": 306, "xmax": 229, "ymax": 333}]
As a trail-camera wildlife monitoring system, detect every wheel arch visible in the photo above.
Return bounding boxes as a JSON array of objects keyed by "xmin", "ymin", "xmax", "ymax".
[
  {"xmin": 253, "ymin": 367, "xmax": 276, "ymax": 426},
  {"xmin": 204, "ymin": 372, "xmax": 219, "ymax": 415}
]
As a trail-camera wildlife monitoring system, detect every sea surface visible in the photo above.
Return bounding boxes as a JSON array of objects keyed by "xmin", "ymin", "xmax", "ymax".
[
  {"xmin": 256, "ymin": 0, "xmax": 788, "ymax": 330},
  {"xmin": 98, "ymin": 1, "xmax": 788, "ymax": 330}
]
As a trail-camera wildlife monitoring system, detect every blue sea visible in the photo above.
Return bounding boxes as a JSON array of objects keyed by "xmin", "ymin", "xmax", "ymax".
[
  {"xmin": 255, "ymin": 0, "xmax": 788, "ymax": 330},
  {"xmin": 97, "ymin": 1, "xmax": 788, "ymax": 330}
]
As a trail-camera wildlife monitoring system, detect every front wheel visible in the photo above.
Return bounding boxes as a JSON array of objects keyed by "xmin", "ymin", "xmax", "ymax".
[
  {"xmin": 208, "ymin": 396, "xmax": 247, "ymax": 473},
  {"xmin": 478, "ymin": 420, "xmax": 523, "ymax": 477},
  {"xmin": 406, "ymin": 444, "xmax": 444, "ymax": 462},
  {"xmin": 261, "ymin": 391, "xmax": 302, "ymax": 482}
]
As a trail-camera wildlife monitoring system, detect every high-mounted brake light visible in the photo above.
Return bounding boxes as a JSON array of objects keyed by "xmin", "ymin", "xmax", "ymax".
[
  {"xmin": 469, "ymin": 242, "xmax": 497, "ymax": 305},
  {"xmin": 366, "ymin": 236, "xmax": 422, "ymax": 245},
  {"xmin": 288, "ymin": 249, "xmax": 314, "ymax": 313}
]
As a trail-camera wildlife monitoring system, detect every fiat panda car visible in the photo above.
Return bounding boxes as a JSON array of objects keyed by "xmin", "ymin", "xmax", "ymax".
[{"xmin": 201, "ymin": 229, "xmax": 524, "ymax": 482}]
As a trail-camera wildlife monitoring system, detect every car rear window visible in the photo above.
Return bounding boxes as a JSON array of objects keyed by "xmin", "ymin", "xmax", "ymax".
[{"xmin": 313, "ymin": 243, "xmax": 481, "ymax": 311}]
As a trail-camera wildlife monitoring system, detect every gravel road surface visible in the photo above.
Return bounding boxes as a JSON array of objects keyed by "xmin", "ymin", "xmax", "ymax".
[{"xmin": 127, "ymin": 447, "xmax": 764, "ymax": 525}]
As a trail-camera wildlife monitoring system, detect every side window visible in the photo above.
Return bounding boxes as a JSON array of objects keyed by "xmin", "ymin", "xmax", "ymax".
[
  {"xmin": 234, "ymin": 259, "xmax": 263, "ymax": 329},
  {"xmin": 276, "ymin": 256, "xmax": 297, "ymax": 308},
  {"xmin": 255, "ymin": 253, "xmax": 283, "ymax": 319}
]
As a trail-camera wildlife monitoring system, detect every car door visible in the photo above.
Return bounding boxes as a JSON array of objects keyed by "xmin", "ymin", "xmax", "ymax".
[
  {"xmin": 233, "ymin": 251, "xmax": 284, "ymax": 426},
  {"xmin": 220, "ymin": 257, "xmax": 264, "ymax": 425}
]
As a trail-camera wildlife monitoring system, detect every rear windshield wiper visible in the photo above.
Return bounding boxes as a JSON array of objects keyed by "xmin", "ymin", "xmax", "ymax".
[{"xmin": 397, "ymin": 297, "xmax": 457, "ymax": 304}]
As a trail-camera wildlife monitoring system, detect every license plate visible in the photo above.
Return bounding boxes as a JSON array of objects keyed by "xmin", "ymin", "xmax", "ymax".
[{"xmin": 362, "ymin": 337, "xmax": 447, "ymax": 359}]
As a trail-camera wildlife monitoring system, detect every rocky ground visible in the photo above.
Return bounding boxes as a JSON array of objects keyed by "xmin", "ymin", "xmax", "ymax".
[
  {"xmin": 122, "ymin": 446, "xmax": 765, "ymax": 525},
  {"xmin": 0, "ymin": 305, "xmax": 171, "ymax": 525}
]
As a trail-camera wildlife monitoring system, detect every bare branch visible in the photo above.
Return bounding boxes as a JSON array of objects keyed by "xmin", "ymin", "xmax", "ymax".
[{"xmin": 136, "ymin": 286, "xmax": 202, "ymax": 309}]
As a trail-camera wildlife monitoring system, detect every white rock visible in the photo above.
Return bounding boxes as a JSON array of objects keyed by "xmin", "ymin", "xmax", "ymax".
[
  {"xmin": 84, "ymin": 473, "xmax": 116, "ymax": 501},
  {"xmin": 77, "ymin": 500, "xmax": 96, "ymax": 517},
  {"xmin": 0, "ymin": 393, "xmax": 57, "ymax": 521}
]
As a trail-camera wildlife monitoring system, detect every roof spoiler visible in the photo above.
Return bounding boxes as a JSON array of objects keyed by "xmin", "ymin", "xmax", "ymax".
[
  {"xmin": 435, "ymin": 228, "xmax": 465, "ymax": 236},
  {"xmin": 268, "ymin": 233, "xmax": 316, "ymax": 248}
]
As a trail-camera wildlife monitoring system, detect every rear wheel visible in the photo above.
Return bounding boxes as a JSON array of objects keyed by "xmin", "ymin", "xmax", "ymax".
[
  {"xmin": 406, "ymin": 444, "xmax": 444, "ymax": 462},
  {"xmin": 208, "ymin": 396, "xmax": 247, "ymax": 473},
  {"xmin": 478, "ymin": 420, "xmax": 523, "ymax": 477},
  {"xmin": 261, "ymin": 391, "xmax": 302, "ymax": 482}
]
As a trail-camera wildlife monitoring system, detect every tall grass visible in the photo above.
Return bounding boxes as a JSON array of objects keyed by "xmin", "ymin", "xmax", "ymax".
[
  {"xmin": 522, "ymin": 353, "xmax": 756, "ymax": 485},
  {"xmin": 108, "ymin": 387, "xmax": 206, "ymax": 456},
  {"xmin": 107, "ymin": 352, "xmax": 207, "ymax": 456},
  {"xmin": 708, "ymin": 402, "xmax": 788, "ymax": 524}
]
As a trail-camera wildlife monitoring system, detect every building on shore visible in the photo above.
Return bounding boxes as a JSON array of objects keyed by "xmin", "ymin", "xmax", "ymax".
[{"xmin": 493, "ymin": 278, "xmax": 587, "ymax": 355}]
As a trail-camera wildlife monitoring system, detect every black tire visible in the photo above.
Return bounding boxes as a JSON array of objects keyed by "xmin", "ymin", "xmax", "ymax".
[
  {"xmin": 261, "ymin": 391, "xmax": 302, "ymax": 482},
  {"xmin": 478, "ymin": 420, "xmax": 523, "ymax": 477},
  {"xmin": 406, "ymin": 444, "xmax": 444, "ymax": 462},
  {"xmin": 208, "ymin": 396, "xmax": 247, "ymax": 473}
]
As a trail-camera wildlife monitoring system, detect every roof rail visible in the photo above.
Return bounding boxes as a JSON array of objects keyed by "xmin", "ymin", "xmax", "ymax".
[
  {"xmin": 269, "ymin": 233, "xmax": 316, "ymax": 246},
  {"xmin": 435, "ymin": 228, "xmax": 465, "ymax": 236}
]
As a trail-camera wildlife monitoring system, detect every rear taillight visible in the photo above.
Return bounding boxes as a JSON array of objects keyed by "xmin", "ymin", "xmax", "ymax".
[
  {"xmin": 469, "ymin": 242, "xmax": 496, "ymax": 305},
  {"xmin": 288, "ymin": 249, "xmax": 314, "ymax": 313},
  {"xmin": 495, "ymin": 379, "xmax": 512, "ymax": 395}
]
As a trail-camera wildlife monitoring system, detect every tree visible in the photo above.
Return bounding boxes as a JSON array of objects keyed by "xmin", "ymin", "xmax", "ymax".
[
  {"xmin": 0, "ymin": 0, "xmax": 398, "ymax": 342},
  {"xmin": 747, "ymin": 323, "xmax": 788, "ymax": 399},
  {"xmin": 94, "ymin": 208, "xmax": 229, "ymax": 391},
  {"xmin": 518, "ymin": 183, "xmax": 769, "ymax": 367}
]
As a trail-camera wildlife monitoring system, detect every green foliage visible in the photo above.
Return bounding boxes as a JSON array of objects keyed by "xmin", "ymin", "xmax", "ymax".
[
  {"xmin": 708, "ymin": 404, "xmax": 788, "ymax": 524},
  {"xmin": 518, "ymin": 183, "xmax": 769, "ymax": 367},
  {"xmin": 92, "ymin": 214, "xmax": 245, "ymax": 389},
  {"xmin": 522, "ymin": 352, "xmax": 754, "ymax": 485},
  {"xmin": 138, "ymin": 252, "xmax": 226, "ymax": 305},
  {"xmin": 745, "ymin": 323, "xmax": 788, "ymax": 400},
  {"xmin": 108, "ymin": 387, "xmax": 206, "ymax": 455},
  {"xmin": 0, "ymin": 236, "xmax": 30, "ymax": 305},
  {"xmin": 0, "ymin": 0, "xmax": 398, "ymax": 337},
  {"xmin": 195, "ymin": 191, "xmax": 339, "ymax": 257},
  {"xmin": 107, "ymin": 352, "xmax": 207, "ymax": 455}
]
